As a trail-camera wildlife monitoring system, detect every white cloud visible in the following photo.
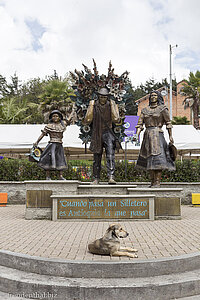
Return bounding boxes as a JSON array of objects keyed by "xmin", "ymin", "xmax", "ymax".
[{"xmin": 0, "ymin": 0, "xmax": 199, "ymax": 86}]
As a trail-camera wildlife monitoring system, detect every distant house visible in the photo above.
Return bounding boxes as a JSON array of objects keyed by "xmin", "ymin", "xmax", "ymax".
[{"xmin": 135, "ymin": 80, "xmax": 195, "ymax": 124}]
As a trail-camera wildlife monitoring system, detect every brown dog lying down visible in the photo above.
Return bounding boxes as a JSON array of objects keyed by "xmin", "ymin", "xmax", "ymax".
[{"xmin": 88, "ymin": 224, "xmax": 138, "ymax": 258}]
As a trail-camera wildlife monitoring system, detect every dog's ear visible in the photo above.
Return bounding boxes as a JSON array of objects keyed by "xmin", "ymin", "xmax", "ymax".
[{"xmin": 107, "ymin": 223, "xmax": 118, "ymax": 232}]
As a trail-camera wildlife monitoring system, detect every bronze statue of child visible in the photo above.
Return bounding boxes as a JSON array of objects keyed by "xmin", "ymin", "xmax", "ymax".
[{"xmin": 34, "ymin": 110, "xmax": 72, "ymax": 180}]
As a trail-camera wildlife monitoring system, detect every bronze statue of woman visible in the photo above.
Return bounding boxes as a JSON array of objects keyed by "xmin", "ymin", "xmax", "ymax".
[{"xmin": 136, "ymin": 91, "xmax": 176, "ymax": 187}]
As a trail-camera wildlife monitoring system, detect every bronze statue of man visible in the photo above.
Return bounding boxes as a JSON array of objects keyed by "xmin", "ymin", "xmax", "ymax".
[
  {"xmin": 83, "ymin": 87, "xmax": 120, "ymax": 184},
  {"xmin": 136, "ymin": 91, "xmax": 176, "ymax": 187}
]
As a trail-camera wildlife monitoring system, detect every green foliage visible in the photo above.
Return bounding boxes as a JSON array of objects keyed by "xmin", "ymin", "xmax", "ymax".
[
  {"xmin": 172, "ymin": 116, "xmax": 190, "ymax": 125},
  {"xmin": 161, "ymin": 160, "xmax": 200, "ymax": 182},
  {"xmin": 0, "ymin": 159, "xmax": 91, "ymax": 181},
  {"xmin": 0, "ymin": 74, "xmax": 44, "ymax": 124},
  {"xmin": 39, "ymin": 78, "xmax": 75, "ymax": 121},
  {"xmin": 0, "ymin": 97, "xmax": 30, "ymax": 124},
  {"xmin": 1, "ymin": 159, "xmax": 200, "ymax": 182},
  {"xmin": 0, "ymin": 71, "xmax": 75, "ymax": 124},
  {"xmin": 20, "ymin": 78, "xmax": 45, "ymax": 123}
]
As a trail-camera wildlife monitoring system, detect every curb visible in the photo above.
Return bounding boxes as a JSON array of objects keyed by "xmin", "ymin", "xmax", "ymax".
[{"xmin": 1, "ymin": 249, "xmax": 200, "ymax": 278}]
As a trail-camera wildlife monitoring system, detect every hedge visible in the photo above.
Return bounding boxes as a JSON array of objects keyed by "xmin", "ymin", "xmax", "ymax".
[{"xmin": 1, "ymin": 158, "xmax": 200, "ymax": 182}]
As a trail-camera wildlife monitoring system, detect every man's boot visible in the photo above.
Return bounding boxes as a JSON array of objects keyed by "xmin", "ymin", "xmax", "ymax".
[{"xmin": 108, "ymin": 175, "xmax": 116, "ymax": 185}]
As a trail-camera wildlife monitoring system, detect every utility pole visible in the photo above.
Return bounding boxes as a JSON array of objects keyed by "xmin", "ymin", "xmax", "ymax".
[{"xmin": 169, "ymin": 44, "xmax": 178, "ymax": 120}]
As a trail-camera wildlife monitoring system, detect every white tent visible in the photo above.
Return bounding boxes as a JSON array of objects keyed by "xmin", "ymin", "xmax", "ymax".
[
  {"xmin": 0, "ymin": 124, "xmax": 83, "ymax": 150},
  {"xmin": 0, "ymin": 124, "xmax": 200, "ymax": 159}
]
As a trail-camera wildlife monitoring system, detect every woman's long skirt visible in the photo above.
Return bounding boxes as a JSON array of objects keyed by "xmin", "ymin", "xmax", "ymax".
[{"xmin": 136, "ymin": 132, "xmax": 175, "ymax": 171}]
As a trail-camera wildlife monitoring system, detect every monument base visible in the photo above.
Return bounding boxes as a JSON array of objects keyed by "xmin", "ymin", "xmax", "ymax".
[{"xmin": 25, "ymin": 181, "xmax": 182, "ymax": 220}]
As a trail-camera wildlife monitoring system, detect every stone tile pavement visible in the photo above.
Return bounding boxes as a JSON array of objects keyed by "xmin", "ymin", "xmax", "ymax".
[{"xmin": 0, "ymin": 205, "xmax": 200, "ymax": 261}]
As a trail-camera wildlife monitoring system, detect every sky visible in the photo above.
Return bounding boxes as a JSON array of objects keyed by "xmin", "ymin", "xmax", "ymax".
[{"xmin": 0, "ymin": 0, "xmax": 200, "ymax": 87}]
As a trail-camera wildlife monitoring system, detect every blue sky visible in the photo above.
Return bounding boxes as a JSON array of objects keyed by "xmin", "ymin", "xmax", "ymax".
[
  {"xmin": 25, "ymin": 19, "xmax": 46, "ymax": 51},
  {"xmin": 0, "ymin": 0, "xmax": 200, "ymax": 86}
]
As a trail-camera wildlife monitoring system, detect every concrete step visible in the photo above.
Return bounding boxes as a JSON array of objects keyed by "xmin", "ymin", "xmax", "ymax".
[
  {"xmin": 178, "ymin": 296, "xmax": 200, "ymax": 299},
  {"xmin": 128, "ymin": 187, "xmax": 183, "ymax": 197},
  {"xmin": 1, "ymin": 250, "xmax": 200, "ymax": 279},
  {"xmin": 1, "ymin": 264, "xmax": 200, "ymax": 300},
  {"xmin": 1, "ymin": 251, "xmax": 200, "ymax": 299},
  {"xmin": 77, "ymin": 184, "xmax": 137, "ymax": 195}
]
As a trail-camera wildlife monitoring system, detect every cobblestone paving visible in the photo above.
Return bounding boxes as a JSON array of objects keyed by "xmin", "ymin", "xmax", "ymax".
[{"xmin": 0, "ymin": 205, "xmax": 200, "ymax": 261}]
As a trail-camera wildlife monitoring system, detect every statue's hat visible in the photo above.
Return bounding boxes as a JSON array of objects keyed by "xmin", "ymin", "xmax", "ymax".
[
  {"xmin": 49, "ymin": 110, "xmax": 63, "ymax": 120},
  {"xmin": 97, "ymin": 87, "xmax": 110, "ymax": 96}
]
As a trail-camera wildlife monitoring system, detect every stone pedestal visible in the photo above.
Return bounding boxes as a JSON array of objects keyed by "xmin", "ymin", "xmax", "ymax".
[
  {"xmin": 25, "ymin": 180, "xmax": 79, "ymax": 220},
  {"xmin": 24, "ymin": 181, "xmax": 182, "ymax": 220},
  {"xmin": 128, "ymin": 188, "xmax": 182, "ymax": 220},
  {"xmin": 25, "ymin": 190, "xmax": 52, "ymax": 220}
]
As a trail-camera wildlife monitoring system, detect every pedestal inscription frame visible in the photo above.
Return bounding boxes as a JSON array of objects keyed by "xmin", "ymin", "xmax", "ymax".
[{"xmin": 51, "ymin": 195, "xmax": 155, "ymax": 221}]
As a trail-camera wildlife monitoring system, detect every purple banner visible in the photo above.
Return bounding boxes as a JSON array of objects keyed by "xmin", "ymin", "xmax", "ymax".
[{"xmin": 124, "ymin": 116, "xmax": 139, "ymax": 137}]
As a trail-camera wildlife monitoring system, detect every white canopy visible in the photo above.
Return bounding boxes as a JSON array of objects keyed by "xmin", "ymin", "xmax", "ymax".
[
  {"xmin": 0, "ymin": 124, "xmax": 200, "ymax": 156},
  {"xmin": 0, "ymin": 124, "xmax": 82, "ymax": 150}
]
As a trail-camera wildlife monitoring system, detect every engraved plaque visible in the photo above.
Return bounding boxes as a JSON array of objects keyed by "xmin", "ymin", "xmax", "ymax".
[{"xmin": 57, "ymin": 197, "xmax": 150, "ymax": 219}]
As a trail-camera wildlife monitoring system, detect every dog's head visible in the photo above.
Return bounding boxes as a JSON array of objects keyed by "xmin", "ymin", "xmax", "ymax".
[{"xmin": 107, "ymin": 223, "xmax": 129, "ymax": 239}]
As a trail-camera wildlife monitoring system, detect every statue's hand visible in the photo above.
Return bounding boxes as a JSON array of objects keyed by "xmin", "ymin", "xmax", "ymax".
[
  {"xmin": 90, "ymin": 100, "xmax": 95, "ymax": 105},
  {"xmin": 169, "ymin": 137, "xmax": 174, "ymax": 144},
  {"xmin": 66, "ymin": 116, "xmax": 72, "ymax": 125}
]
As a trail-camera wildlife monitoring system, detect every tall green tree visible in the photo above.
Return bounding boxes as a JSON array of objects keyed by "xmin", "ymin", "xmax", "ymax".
[
  {"xmin": 0, "ymin": 72, "xmax": 75, "ymax": 124},
  {"xmin": 125, "ymin": 77, "xmax": 177, "ymax": 115},
  {"xmin": 39, "ymin": 77, "xmax": 75, "ymax": 121},
  {"xmin": 0, "ymin": 73, "xmax": 21, "ymax": 98},
  {"xmin": 182, "ymin": 71, "xmax": 200, "ymax": 129},
  {"xmin": 0, "ymin": 97, "xmax": 29, "ymax": 124},
  {"xmin": 20, "ymin": 78, "xmax": 45, "ymax": 123},
  {"xmin": 0, "ymin": 74, "xmax": 45, "ymax": 124}
]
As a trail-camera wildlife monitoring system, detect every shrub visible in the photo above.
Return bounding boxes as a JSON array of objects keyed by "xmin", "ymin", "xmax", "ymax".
[{"xmin": 0, "ymin": 158, "xmax": 200, "ymax": 182}]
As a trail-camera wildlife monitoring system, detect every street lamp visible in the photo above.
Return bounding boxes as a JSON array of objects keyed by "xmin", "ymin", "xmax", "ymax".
[{"xmin": 169, "ymin": 44, "xmax": 178, "ymax": 120}]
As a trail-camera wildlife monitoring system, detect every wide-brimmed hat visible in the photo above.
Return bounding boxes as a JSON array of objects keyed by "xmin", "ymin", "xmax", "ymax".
[
  {"xmin": 96, "ymin": 87, "xmax": 110, "ymax": 96},
  {"xmin": 49, "ymin": 110, "xmax": 63, "ymax": 120},
  {"xmin": 169, "ymin": 143, "xmax": 177, "ymax": 161}
]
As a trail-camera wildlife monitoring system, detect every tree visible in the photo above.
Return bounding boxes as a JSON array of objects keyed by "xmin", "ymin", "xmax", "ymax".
[
  {"xmin": 39, "ymin": 76, "xmax": 75, "ymax": 121},
  {"xmin": 182, "ymin": 71, "xmax": 200, "ymax": 129},
  {"xmin": 172, "ymin": 116, "xmax": 190, "ymax": 125},
  {"xmin": 20, "ymin": 78, "xmax": 45, "ymax": 123},
  {"xmin": 0, "ymin": 72, "xmax": 76, "ymax": 124},
  {"xmin": 0, "ymin": 73, "xmax": 22, "ymax": 98},
  {"xmin": 0, "ymin": 74, "xmax": 45, "ymax": 124},
  {"xmin": 137, "ymin": 77, "xmax": 177, "ymax": 95},
  {"xmin": 125, "ymin": 77, "xmax": 177, "ymax": 115},
  {"xmin": 0, "ymin": 97, "xmax": 29, "ymax": 124},
  {"xmin": 125, "ymin": 80, "xmax": 138, "ymax": 115}
]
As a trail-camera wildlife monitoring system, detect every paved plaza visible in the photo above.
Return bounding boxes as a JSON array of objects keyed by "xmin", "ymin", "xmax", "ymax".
[{"xmin": 0, "ymin": 205, "xmax": 200, "ymax": 261}]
